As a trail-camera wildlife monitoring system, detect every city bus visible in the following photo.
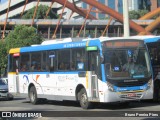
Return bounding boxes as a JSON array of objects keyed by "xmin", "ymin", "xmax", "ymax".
[{"xmin": 8, "ymin": 36, "xmax": 154, "ymax": 109}]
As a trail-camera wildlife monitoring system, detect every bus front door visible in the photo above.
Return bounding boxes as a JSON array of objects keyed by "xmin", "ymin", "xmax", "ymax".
[{"xmin": 88, "ymin": 51, "xmax": 99, "ymax": 101}]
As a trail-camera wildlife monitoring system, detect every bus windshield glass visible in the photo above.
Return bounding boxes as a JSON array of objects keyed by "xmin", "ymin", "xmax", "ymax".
[{"xmin": 103, "ymin": 46, "xmax": 151, "ymax": 80}]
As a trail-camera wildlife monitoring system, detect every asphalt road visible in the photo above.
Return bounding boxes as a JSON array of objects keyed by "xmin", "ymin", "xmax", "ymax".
[{"xmin": 0, "ymin": 96, "xmax": 160, "ymax": 120}]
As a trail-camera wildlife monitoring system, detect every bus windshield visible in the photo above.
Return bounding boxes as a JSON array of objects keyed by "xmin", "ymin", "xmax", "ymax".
[{"xmin": 104, "ymin": 48, "xmax": 151, "ymax": 79}]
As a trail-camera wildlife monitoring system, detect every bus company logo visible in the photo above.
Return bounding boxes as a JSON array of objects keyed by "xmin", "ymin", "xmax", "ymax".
[{"xmin": 2, "ymin": 112, "xmax": 11, "ymax": 117}]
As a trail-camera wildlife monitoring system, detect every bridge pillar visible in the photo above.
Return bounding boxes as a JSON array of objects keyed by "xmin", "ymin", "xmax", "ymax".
[
  {"xmin": 60, "ymin": 26, "xmax": 62, "ymax": 39},
  {"xmin": 48, "ymin": 26, "xmax": 50, "ymax": 39},
  {"xmin": 83, "ymin": 25, "xmax": 86, "ymax": 38},
  {"xmin": 71, "ymin": 26, "xmax": 74, "ymax": 37},
  {"xmin": 95, "ymin": 26, "xmax": 97, "ymax": 38}
]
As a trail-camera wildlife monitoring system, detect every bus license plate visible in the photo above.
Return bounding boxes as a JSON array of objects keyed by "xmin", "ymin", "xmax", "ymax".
[{"xmin": 128, "ymin": 93, "xmax": 136, "ymax": 97}]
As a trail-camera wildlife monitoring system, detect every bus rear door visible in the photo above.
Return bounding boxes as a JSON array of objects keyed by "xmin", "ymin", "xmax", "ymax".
[{"xmin": 8, "ymin": 53, "xmax": 20, "ymax": 94}]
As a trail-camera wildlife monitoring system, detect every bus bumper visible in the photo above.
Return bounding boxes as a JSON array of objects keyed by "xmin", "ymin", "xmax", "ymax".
[{"xmin": 103, "ymin": 88, "xmax": 153, "ymax": 103}]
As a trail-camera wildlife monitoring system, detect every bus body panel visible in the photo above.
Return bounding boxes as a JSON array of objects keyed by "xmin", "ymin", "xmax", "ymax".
[
  {"xmin": 8, "ymin": 72, "xmax": 17, "ymax": 94},
  {"xmin": 18, "ymin": 72, "xmax": 88, "ymax": 101}
]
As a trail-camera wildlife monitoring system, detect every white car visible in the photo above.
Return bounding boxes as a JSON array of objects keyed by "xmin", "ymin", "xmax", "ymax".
[{"xmin": 0, "ymin": 78, "xmax": 13, "ymax": 100}]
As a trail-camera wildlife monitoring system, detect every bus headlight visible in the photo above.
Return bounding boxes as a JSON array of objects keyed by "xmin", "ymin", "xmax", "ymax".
[
  {"xmin": 107, "ymin": 82, "xmax": 114, "ymax": 92},
  {"xmin": 146, "ymin": 79, "xmax": 152, "ymax": 90}
]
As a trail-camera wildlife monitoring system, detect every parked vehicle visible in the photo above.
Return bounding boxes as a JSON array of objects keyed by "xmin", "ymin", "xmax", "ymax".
[
  {"xmin": 1, "ymin": 77, "xmax": 8, "ymax": 84},
  {"xmin": 0, "ymin": 78, "xmax": 13, "ymax": 100}
]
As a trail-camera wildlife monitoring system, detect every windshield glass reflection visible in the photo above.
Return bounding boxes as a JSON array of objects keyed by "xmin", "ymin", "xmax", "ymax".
[{"xmin": 104, "ymin": 48, "xmax": 151, "ymax": 79}]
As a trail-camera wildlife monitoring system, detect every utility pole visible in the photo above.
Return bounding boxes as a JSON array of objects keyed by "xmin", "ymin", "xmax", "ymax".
[{"xmin": 123, "ymin": 0, "xmax": 130, "ymax": 37}]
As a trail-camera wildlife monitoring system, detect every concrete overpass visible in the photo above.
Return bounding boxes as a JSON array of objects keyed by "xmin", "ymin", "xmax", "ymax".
[{"xmin": 0, "ymin": 19, "xmax": 157, "ymax": 39}]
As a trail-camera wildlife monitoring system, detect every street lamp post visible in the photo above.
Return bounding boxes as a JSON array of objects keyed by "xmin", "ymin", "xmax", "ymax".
[{"xmin": 123, "ymin": 0, "xmax": 130, "ymax": 37}]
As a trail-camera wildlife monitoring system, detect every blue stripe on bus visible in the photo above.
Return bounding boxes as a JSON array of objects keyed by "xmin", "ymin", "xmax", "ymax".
[
  {"xmin": 87, "ymin": 39, "xmax": 101, "ymax": 48},
  {"xmin": 20, "ymin": 41, "xmax": 87, "ymax": 52},
  {"xmin": 114, "ymin": 84, "xmax": 147, "ymax": 92},
  {"xmin": 101, "ymin": 64, "xmax": 106, "ymax": 82},
  {"xmin": 19, "ymin": 71, "xmax": 83, "ymax": 74},
  {"xmin": 144, "ymin": 37, "xmax": 160, "ymax": 43}
]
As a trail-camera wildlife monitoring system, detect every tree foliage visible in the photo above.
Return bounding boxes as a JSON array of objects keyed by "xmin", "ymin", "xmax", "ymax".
[
  {"xmin": 5, "ymin": 25, "xmax": 43, "ymax": 52},
  {"xmin": 0, "ymin": 25, "xmax": 44, "ymax": 76},
  {"xmin": 129, "ymin": 10, "xmax": 148, "ymax": 19},
  {"xmin": 129, "ymin": 10, "xmax": 140, "ymax": 19},
  {"xmin": 22, "ymin": 4, "xmax": 58, "ymax": 19},
  {"xmin": 0, "ymin": 41, "xmax": 7, "ymax": 76}
]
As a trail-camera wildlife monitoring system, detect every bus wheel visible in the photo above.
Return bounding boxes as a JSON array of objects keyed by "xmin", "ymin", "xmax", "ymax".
[
  {"xmin": 79, "ymin": 88, "xmax": 93, "ymax": 109},
  {"xmin": 153, "ymin": 81, "xmax": 160, "ymax": 102},
  {"xmin": 29, "ymin": 86, "xmax": 39, "ymax": 104}
]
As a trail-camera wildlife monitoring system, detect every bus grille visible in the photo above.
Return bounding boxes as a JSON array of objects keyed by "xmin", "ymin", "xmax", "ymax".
[{"xmin": 116, "ymin": 81, "xmax": 146, "ymax": 87}]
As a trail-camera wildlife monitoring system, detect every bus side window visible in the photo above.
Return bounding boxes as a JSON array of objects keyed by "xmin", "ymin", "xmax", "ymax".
[
  {"xmin": 20, "ymin": 53, "xmax": 30, "ymax": 72},
  {"xmin": 58, "ymin": 49, "xmax": 70, "ymax": 71}
]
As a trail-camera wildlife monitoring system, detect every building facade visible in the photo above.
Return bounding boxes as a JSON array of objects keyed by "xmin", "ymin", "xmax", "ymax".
[
  {"xmin": 0, "ymin": 0, "xmax": 160, "ymax": 20},
  {"xmin": 0, "ymin": 0, "xmax": 57, "ymax": 20},
  {"xmin": 60, "ymin": 0, "xmax": 124, "ymax": 19},
  {"xmin": 129, "ymin": 0, "xmax": 160, "ymax": 11}
]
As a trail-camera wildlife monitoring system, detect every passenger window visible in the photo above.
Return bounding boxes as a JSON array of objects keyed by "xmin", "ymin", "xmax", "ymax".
[
  {"xmin": 58, "ymin": 49, "xmax": 70, "ymax": 71},
  {"xmin": 30, "ymin": 52, "xmax": 41, "ymax": 71}
]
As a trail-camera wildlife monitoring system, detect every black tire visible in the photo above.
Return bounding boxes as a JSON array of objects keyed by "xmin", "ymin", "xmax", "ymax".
[
  {"xmin": 6, "ymin": 94, "xmax": 14, "ymax": 101},
  {"xmin": 78, "ymin": 88, "xmax": 93, "ymax": 109},
  {"xmin": 9, "ymin": 97, "xmax": 14, "ymax": 100},
  {"xmin": 29, "ymin": 86, "xmax": 39, "ymax": 104},
  {"xmin": 153, "ymin": 81, "xmax": 160, "ymax": 102}
]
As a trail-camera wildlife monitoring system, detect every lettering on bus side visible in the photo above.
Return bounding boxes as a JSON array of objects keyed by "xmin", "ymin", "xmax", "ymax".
[{"xmin": 58, "ymin": 75, "xmax": 78, "ymax": 82}]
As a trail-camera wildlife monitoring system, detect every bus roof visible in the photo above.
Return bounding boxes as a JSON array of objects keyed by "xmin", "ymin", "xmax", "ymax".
[
  {"xmin": 99, "ymin": 35, "xmax": 160, "ymax": 44},
  {"xmin": 20, "ymin": 37, "xmax": 101, "ymax": 53},
  {"xmin": 41, "ymin": 37, "xmax": 94, "ymax": 45},
  {"xmin": 9, "ymin": 48, "xmax": 20, "ymax": 54},
  {"xmin": 10, "ymin": 36, "xmax": 160, "ymax": 53}
]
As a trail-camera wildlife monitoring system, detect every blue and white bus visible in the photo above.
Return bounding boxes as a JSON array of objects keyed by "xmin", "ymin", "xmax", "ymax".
[{"xmin": 8, "ymin": 37, "xmax": 154, "ymax": 109}]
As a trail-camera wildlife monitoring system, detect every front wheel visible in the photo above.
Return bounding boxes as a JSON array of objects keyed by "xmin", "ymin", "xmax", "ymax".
[
  {"xmin": 29, "ymin": 86, "xmax": 39, "ymax": 104},
  {"xmin": 153, "ymin": 81, "xmax": 160, "ymax": 102},
  {"xmin": 79, "ymin": 88, "xmax": 93, "ymax": 109}
]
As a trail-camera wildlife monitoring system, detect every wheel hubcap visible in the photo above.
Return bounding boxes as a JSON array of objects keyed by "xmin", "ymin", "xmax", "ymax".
[
  {"xmin": 30, "ymin": 91, "xmax": 35, "ymax": 102},
  {"xmin": 81, "ymin": 93, "xmax": 87, "ymax": 106}
]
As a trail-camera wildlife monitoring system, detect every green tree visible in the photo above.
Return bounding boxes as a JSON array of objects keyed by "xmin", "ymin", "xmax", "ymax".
[
  {"xmin": 22, "ymin": 4, "xmax": 58, "ymax": 19},
  {"xmin": 129, "ymin": 10, "xmax": 140, "ymax": 19},
  {"xmin": 5, "ymin": 25, "xmax": 43, "ymax": 52},
  {"xmin": 138, "ymin": 10, "xmax": 149, "ymax": 18},
  {"xmin": 0, "ymin": 41, "xmax": 7, "ymax": 77},
  {"xmin": 129, "ymin": 10, "xmax": 149, "ymax": 19},
  {"xmin": 0, "ymin": 25, "xmax": 44, "ymax": 76}
]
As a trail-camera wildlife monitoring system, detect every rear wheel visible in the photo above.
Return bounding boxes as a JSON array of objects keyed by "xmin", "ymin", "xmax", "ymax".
[
  {"xmin": 79, "ymin": 88, "xmax": 93, "ymax": 109},
  {"xmin": 29, "ymin": 86, "xmax": 39, "ymax": 104}
]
